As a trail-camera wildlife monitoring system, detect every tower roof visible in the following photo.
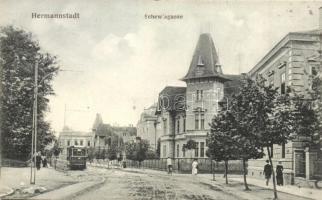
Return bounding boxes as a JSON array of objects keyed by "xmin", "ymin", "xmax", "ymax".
[
  {"xmin": 182, "ymin": 33, "xmax": 229, "ymax": 81},
  {"xmin": 92, "ymin": 113, "xmax": 103, "ymax": 131}
]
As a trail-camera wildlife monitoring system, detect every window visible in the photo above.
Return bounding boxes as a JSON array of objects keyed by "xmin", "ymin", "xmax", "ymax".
[
  {"xmin": 183, "ymin": 148, "xmax": 186, "ymax": 157},
  {"xmin": 281, "ymin": 72, "xmax": 286, "ymax": 94},
  {"xmin": 67, "ymin": 140, "xmax": 70, "ymax": 146},
  {"xmin": 196, "ymin": 90, "xmax": 203, "ymax": 101},
  {"xmin": 176, "ymin": 144, "xmax": 179, "ymax": 157},
  {"xmin": 80, "ymin": 140, "xmax": 83, "ymax": 146},
  {"xmin": 201, "ymin": 114, "xmax": 205, "ymax": 130},
  {"xmin": 310, "ymin": 65, "xmax": 317, "ymax": 76},
  {"xmin": 183, "ymin": 117, "xmax": 186, "ymax": 132},
  {"xmin": 281, "ymin": 143, "xmax": 285, "ymax": 158},
  {"xmin": 195, "ymin": 113, "xmax": 199, "ymax": 130},
  {"xmin": 195, "ymin": 142, "xmax": 199, "ymax": 157},
  {"xmin": 163, "ymin": 119, "xmax": 167, "ymax": 135},
  {"xmin": 196, "ymin": 90, "xmax": 200, "ymax": 100},
  {"xmin": 177, "ymin": 117, "xmax": 180, "ymax": 134},
  {"xmin": 200, "ymin": 142, "xmax": 205, "ymax": 157},
  {"xmin": 75, "ymin": 140, "xmax": 78, "ymax": 146},
  {"xmin": 87, "ymin": 141, "xmax": 91, "ymax": 146}
]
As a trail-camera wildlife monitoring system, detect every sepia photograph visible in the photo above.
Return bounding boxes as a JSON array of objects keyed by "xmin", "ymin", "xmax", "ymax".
[{"xmin": 0, "ymin": 0, "xmax": 321, "ymax": 199}]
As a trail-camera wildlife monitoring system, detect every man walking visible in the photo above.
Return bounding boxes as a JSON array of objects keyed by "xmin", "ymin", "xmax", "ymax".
[
  {"xmin": 36, "ymin": 152, "xmax": 42, "ymax": 170},
  {"xmin": 263, "ymin": 160, "xmax": 272, "ymax": 186}
]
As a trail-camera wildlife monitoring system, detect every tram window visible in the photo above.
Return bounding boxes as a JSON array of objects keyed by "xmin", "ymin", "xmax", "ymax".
[{"xmin": 72, "ymin": 148, "xmax": 85, "ymax": 156}]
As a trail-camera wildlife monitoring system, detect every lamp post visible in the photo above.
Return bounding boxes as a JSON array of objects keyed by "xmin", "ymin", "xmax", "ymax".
[{"xmin": 30, "ymin": 61, "xmax": 59, "ymax": 184}]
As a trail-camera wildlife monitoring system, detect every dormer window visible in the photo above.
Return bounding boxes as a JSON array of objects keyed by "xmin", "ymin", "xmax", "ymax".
[
  {"xmin": 197, "ymin": 55, "xmax": 204, "ymax": 66},
  {"xmin": 195, "ymin": 55, "xmax": 205, "ymax": 76}
]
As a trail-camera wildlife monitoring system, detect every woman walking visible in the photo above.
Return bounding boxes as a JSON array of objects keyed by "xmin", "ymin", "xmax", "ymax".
[
  {"xmin": 276, "ymin": 161, "xmax": 284, "ymax": 186},
  {"xmin": 192, "ymin": 159, "xmax": 198, "ymax": 175}
]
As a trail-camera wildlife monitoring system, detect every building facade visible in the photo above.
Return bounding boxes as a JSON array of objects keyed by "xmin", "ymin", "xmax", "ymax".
[
  {"xmin": 136, "ymin": 104, "xmax": 159, "ymax": 150},
  {"xmin": 247, "ymin": 9, "xmax": 322, "ymax": 185},
  {"xmin": 92, "ymin": 113, "xmax": 137, "ymax": 150},
  {"xmin": 157, "ymin": 33, "xmax": 235, "ymax": 159},
  {"xmin": 58, "ymin": 127, "xmax": 94, "ymax": 155}
]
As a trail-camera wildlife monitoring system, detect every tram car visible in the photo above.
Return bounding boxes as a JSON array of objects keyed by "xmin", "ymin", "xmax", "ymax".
[{"xmin": 66, "ymin": 146, "xmax": 87, "ymax": 170}]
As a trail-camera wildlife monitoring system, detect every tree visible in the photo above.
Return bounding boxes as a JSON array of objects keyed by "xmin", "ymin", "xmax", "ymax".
[
  {"xmin": 183, "ymin": 139, "xmax": 197, "ymax": 158},
  {"xmin": 106, "ymin": 134, "xmax": 123, "ymax": 160},
  {"xmin": 208, "ymin": 111, "xmax": 239, "ymax": 184},
  {"xmin": 0, "ymin": 26, "xmax": 59, "ymax": 160},
  {"xmin": 87, "ymin": 147, "xmax": 95, "ymax": 163},
  {"xmin": 240, "ymin": 76, "xmax": 294, "ymax": 199},
  {"xmin": 125, "ymin": 139, "xmax": 150, "ymax": 167},
  {"xmin": 228, "ymin": 80, "xmax": 267, "ymax": 190}
]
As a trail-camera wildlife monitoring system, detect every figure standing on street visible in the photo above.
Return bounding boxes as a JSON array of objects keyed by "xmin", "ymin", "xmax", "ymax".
[
  {"xmin": 166, "ymin": 157, "xmax": 172, "ymax": 174},
  {"xmin": 42, "ymin": 156, "xmax": 48, "ymax": 167},
  {"xmin": 263, "ymin": 160, "xmax": 272, "ymax": 186},
  {"xmin": 276, "ymin": 161, "xmax": 284, "ymax": 186},
  {"xmin": 36, "ymin": 152, "xmax": 42, "ymax": 170},
  {"xmin": 192, "ymin": 159, "xmax": 198, "ymax": 175}
]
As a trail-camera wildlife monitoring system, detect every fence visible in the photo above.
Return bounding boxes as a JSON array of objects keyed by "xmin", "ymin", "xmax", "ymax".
[
  {"xmin": 1, "ymin": 158, "xmax": 28, "ymax": 167},
  {"xmin": 126, "ymin": 158, "xmax": 245, "ymax": 174},
  {"xmin": 314, "ymin": 159, "xmax": 322, "ymax": 179}
]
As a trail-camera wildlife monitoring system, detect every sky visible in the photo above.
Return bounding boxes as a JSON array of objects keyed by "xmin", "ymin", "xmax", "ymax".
[{"xmin": 0, "ymin": 0, "xmax": 320, "ymax": 135}]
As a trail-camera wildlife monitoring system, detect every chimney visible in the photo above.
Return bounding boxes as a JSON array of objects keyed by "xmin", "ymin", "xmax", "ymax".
[{"xmin": 319, "ymin": 7, "xmax": 322, "ymax": 29}]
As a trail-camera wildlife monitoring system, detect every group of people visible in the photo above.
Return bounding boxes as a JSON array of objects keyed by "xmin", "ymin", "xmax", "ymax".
[
  {"xmin": 166, "ymin": 157, "xmax": 284, "ymax": 186},
  {"xmin": 264, "ymin": 160, "xmax": 284, "ymax": 186},
  {"xmin": 34, "ymin": 152, "xmax": 48, "ymax": 170},
  {"xmin": 166, "ymin": 157, "xmax": 199, "ymax": 175}
]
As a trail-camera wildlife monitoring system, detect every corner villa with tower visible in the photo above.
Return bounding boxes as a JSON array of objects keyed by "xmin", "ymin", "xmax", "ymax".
[{"xmin": 155, "ymin": 33, "xmax": 239, "ymax": 159}]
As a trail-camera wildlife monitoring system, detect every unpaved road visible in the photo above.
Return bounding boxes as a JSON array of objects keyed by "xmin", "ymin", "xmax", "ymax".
[{"xmin": 72, "ymin": 168, "xmax": 311, "ymax": 200}]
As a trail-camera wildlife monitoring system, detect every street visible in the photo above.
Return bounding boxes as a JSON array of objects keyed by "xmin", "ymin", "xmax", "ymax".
[{"xmin": 71, "ymin": 167, "xmax": 312, "ymax": 200}]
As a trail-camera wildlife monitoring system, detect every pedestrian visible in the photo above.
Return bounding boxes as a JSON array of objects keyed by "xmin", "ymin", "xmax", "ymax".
[
  {"xmin": 42, "ymin": 157, "xmax": 48, "ymax": 168},
  {"xmin": 263, "ymin": 160, "xmax": 272, "ymax": 186},
  {"xmin": 36, "ymin": 152, "xmax": 42, "ymax": 170},
  {"xmin": 192, "ymin": 159, "xmax": 198, "ymax": 175},
  {"xmin": 276, "ymin": 161, "xmax": 284, "ymax": 186},
  {"xmin": 166, "ymin": 157, "xmax": 172, "ymax": 174}
]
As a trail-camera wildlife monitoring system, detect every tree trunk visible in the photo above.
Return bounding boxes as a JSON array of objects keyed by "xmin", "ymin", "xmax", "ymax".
[
  {"xmin": 224, "ymin": 160, "xmax": 228, "ymax": 184},
  {"xmin": 243, "ymin": 158, "xmax": 250, "ymax": 191},
  {"xmin": 267, "ymin": 146, "xmax": 278, "ymax": 199}
]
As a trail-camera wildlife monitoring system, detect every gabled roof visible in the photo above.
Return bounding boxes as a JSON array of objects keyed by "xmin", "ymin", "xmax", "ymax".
[
  {"xmin": 156, "ymin": 86, "xmax": 186, "ymax": 113},
  {"xmin": 182, "ymin": 33, "xmax": 228, "ymax": 81}
]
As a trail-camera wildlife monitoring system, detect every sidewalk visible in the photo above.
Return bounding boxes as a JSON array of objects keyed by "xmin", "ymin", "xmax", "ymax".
[
  {"xmin": 119, "ymin": 167, "xmax": 322, "ymax": 200},
  {"xmin": 229, "ymin": 176, "xmax": 322, "ymax": 200},
  {"xmin": 31, "ymin": 177, "xmax": 105, "ymax": 200},
  {"xmin": 0, "ymin": 167, "xmax": 77, "ymax": 199}
]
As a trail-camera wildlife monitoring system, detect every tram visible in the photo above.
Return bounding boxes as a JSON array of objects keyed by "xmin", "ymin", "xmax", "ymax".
[{"xmin": 66, "ymin": 146, "xmax": 87, "ymax": 170}]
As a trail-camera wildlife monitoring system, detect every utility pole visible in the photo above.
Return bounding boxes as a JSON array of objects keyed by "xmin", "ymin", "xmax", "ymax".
[{"xmin": 30, "ymin": 61, "xmax": 38, "ymax": 184}]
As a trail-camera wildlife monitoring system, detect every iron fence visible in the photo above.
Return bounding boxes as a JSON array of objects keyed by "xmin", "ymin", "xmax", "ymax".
[
  {"xmin": 126, "ymin": 158, "xmax": 245, "ymax": 174},
  {"xmin": 314, "ymin": 159, "xmax": 322, "ymax": 179}
]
